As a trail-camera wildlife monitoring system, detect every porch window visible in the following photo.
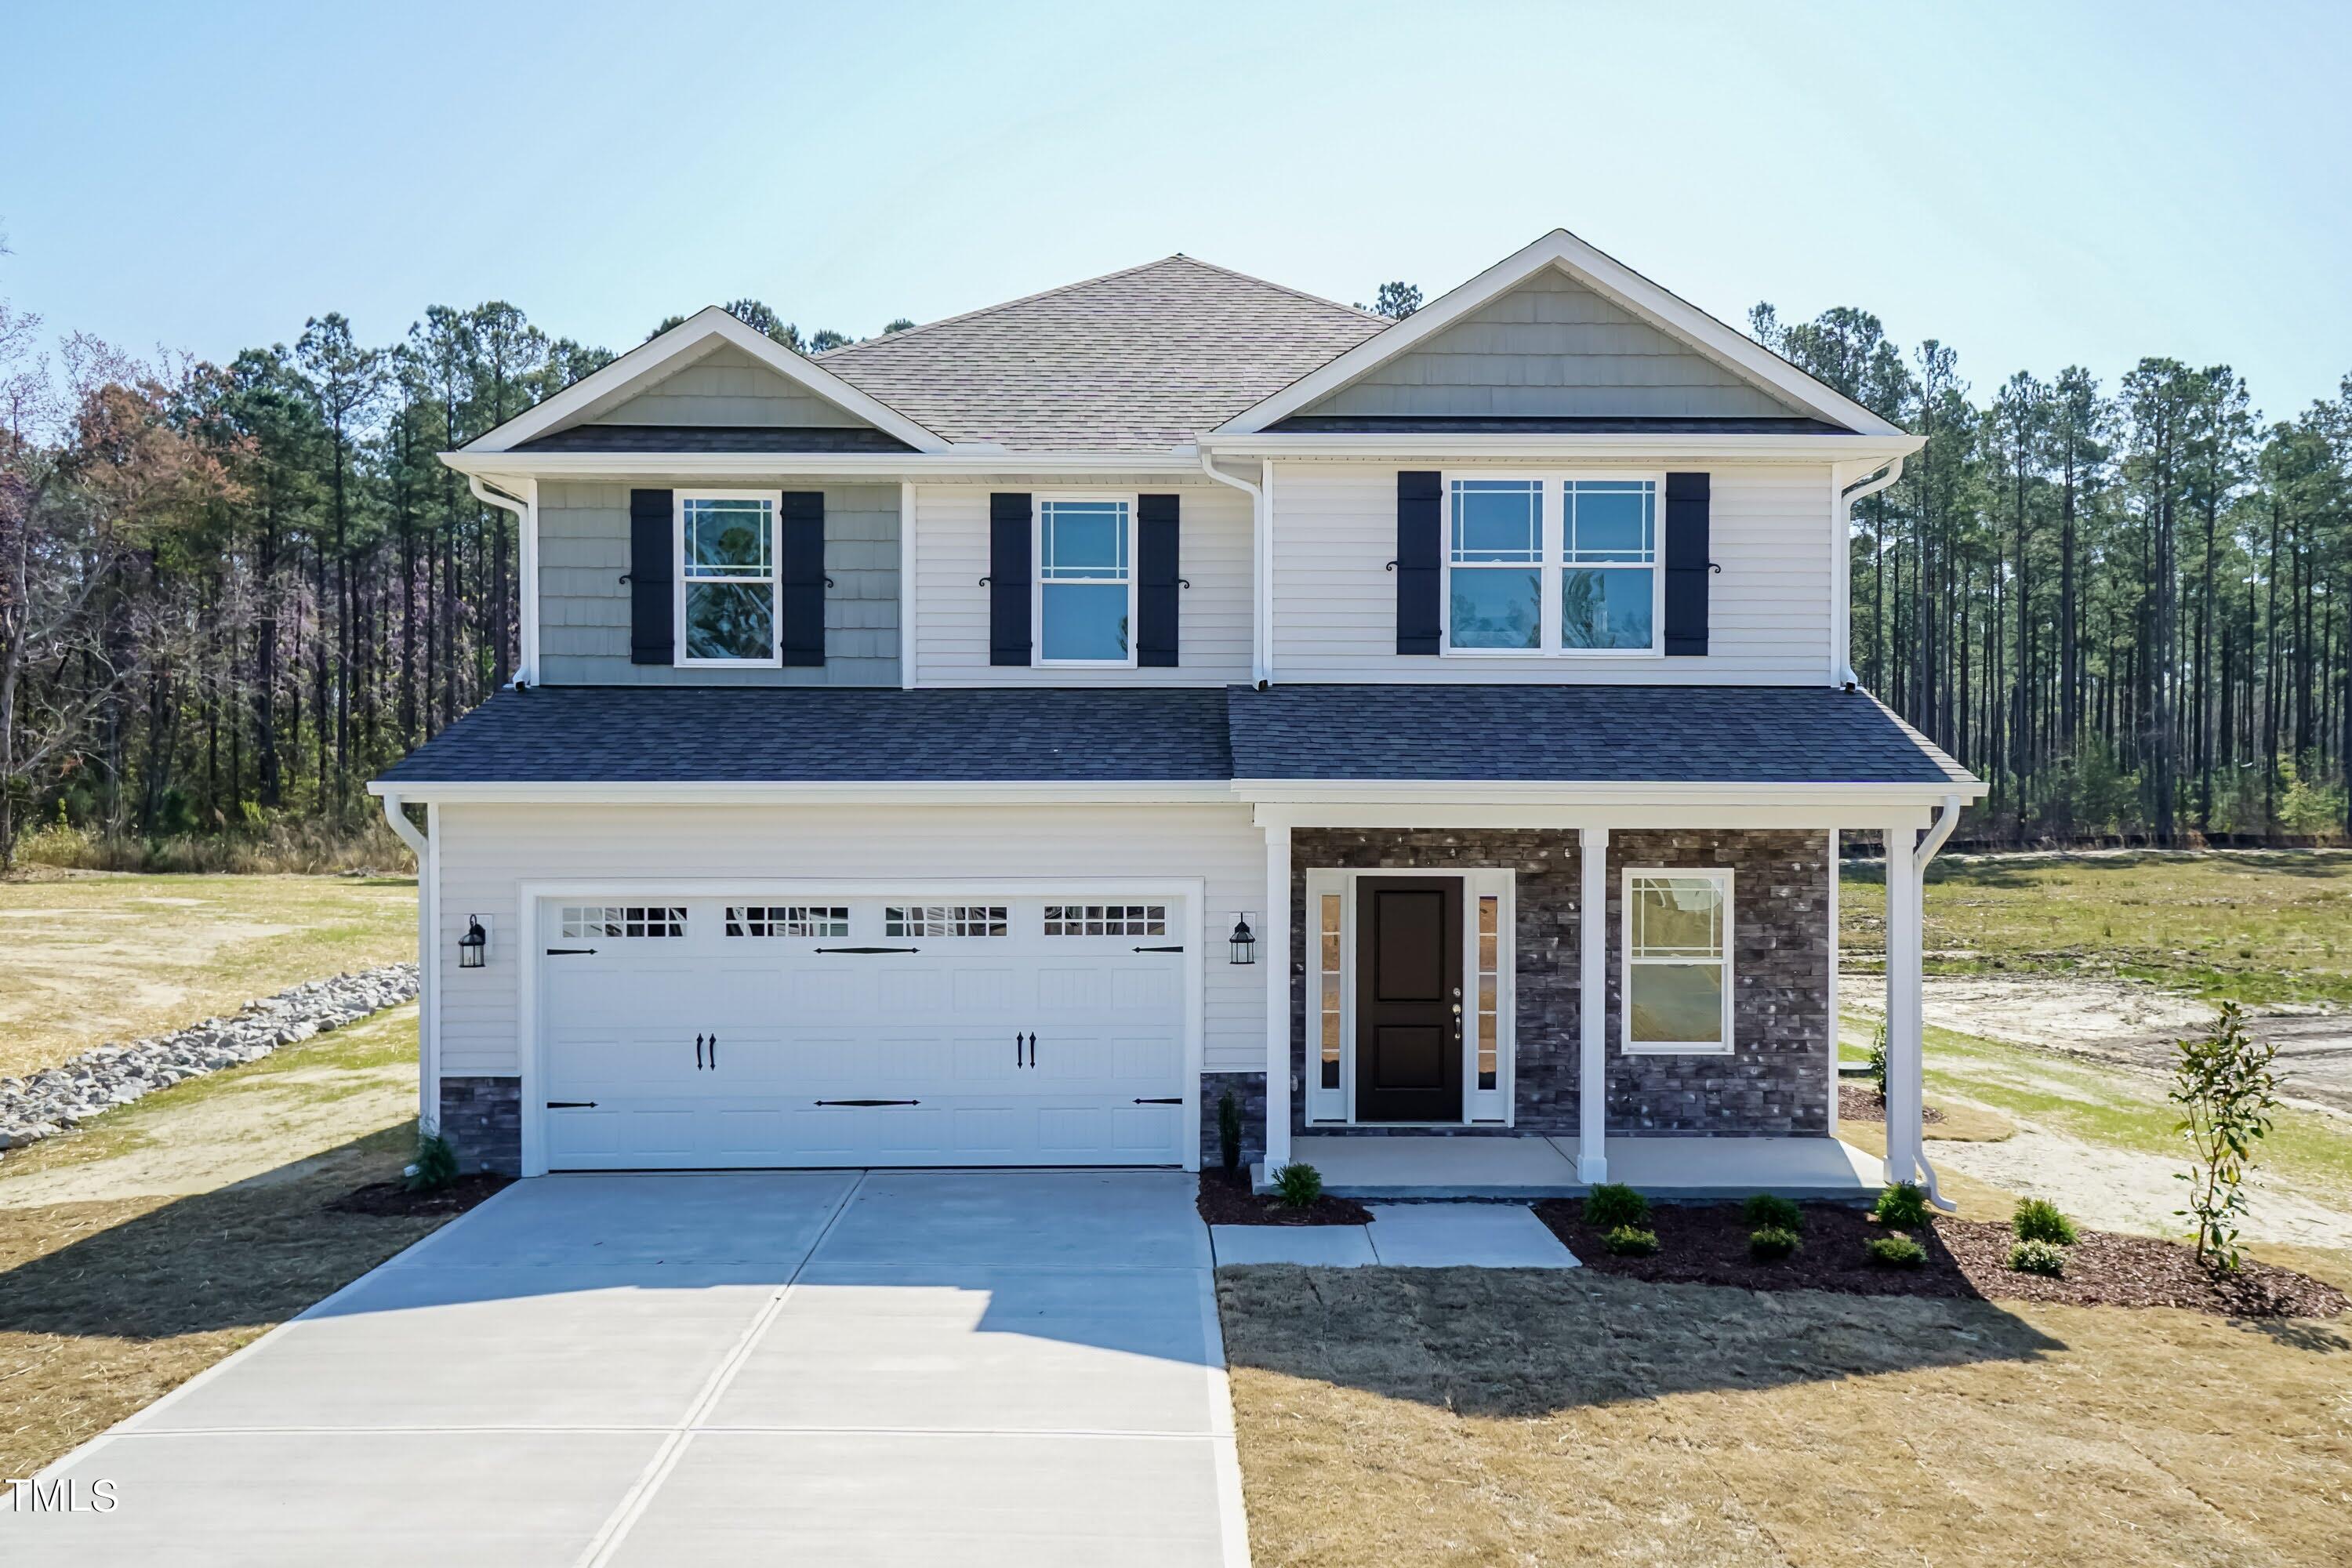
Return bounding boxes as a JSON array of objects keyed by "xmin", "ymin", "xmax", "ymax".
[
  {"xmin": 1317, "ymin": 891, "xmax": 1344, "ymax": 1090},
  {"xmin": 1475, "ymin": 894, "xmax": 1501, "ymax": 1089},
  {"xmin": 1623, "ymin": 869, "xmax": 1733, "ymax": 1054},
  {"xmin": 1036, "ymin": 498, "xmax": 1133, "ymax": 663},
  {"xmin": 677, "ymin": 492, "xmax": 779, "ymax": 663}
]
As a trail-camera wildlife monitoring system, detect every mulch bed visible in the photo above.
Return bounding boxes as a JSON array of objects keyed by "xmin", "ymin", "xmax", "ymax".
[
  {"xmin": 1838, "ymin": 1084, "xmax": 1944, "ymax": 1123},
  {"xmin": 326, "ymin": 1173, "xmax": 514, "ymax": 1219},
  {"xmin": 1197, "ymin": 1170, "xmax": 1372, "ymax": 1227},
  {"xmin": 1533, "ymin": 1198, "xmax": 2347, "ymax": 1319}
]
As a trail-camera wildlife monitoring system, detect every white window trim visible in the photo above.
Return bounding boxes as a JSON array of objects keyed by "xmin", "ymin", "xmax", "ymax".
[
  {"xmin": 1620, "ymin": 866, "xmax": 1735, "ymax": 1056},
  {"xmin": 674, "ymin": 488, "xmax": 784, "ymax": 667},
  {"xmin": 1033, "ymin": 492, "xmax": 1138, "ymax": 669},
  {"xmin": 1302, "ymin": 867, "xmax": 1515, "ymax": 1126},
  {"xmin": 1439, "ymin": 470, "xmax": 1667, "ymax": 659}
]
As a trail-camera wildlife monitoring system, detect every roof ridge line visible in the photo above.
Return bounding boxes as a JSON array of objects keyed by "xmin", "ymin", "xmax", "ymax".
[{"xmin": 1156, "ymin": 253, "xmax": 1389, "ymax": 325}]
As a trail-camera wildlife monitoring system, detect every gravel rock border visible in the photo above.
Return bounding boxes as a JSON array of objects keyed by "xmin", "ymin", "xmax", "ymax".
[{"xmin": 0, "ymin": 964, "xmax": 419, "ymax": 1154}]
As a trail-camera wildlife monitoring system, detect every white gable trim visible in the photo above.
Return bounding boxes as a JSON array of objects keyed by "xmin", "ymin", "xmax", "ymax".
[
  {"xmin": 463, "ymin": 306, "xmax": 953, "ymax": 455},
  {"xmin": 1216, "ymin": 230, "xmax": 1907, "ymax": 440}
]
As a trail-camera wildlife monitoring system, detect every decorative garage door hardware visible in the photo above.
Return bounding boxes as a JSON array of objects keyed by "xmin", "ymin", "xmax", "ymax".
[
  {"xmin": 814, "ymin": 1098, "xmax": 920, "ymax": 1107},
  {"xmin": 545, "ymin": 946, "xmax": 598, "ymax": 956},
  {"xmin": 1132, "ymin": 944, "xmax": 1184, "ymax": 953},
  {"xmin": 1132, "ymin": 1097, "xmax": 1183, "ymax": 1105},
  {"xmin": 1013, "ymin": 1031, "xmax": 1036, "ymax": 1068},
  {"xmin": 695, "ymin": 1033, "xmax": 720, "ymax": 1070},
  {"xmin": 546, "ymin": 1100, "xmax": 597, "ymax": 1109},
  {"xmin": 811, "ymin": 945, "xmax": 920, "ymax": 954}
]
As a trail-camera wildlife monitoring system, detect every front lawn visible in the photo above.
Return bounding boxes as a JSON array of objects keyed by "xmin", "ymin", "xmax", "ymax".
[
  {"xmin": 1220, "ymin": 1260, "xmax": 2352, "ymax": 1567},
  {"xmin": 0, "ymin": 1004, "xmax": 466, "ymax": 1482},
  {"xmin": 0, "ymin": 871, "xmax": 416, "ymax": 1079}
]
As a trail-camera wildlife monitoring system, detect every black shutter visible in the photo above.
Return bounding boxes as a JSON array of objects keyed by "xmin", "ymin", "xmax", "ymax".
[
  {"xmin": 989, "ymin": 492, "xmax": 1032, "ymax": 666},
  {"xmin": 628, "ymin": 488, "xmax": 673, "ymax": 665},
  {"xmin": 1663, "ymin": 471, "xmax": 1711, "ymax": 657},
  {"xmin": 779, "ymin": 491, "xmax": 826, "ymax": 667},
  {"xmin": 1395, "ymin": 470, "xmax": 1442, "ymax": 655},
  {"xmin": 1136, "ymin": 493, "xmax": 1180, "ymax": 667}
]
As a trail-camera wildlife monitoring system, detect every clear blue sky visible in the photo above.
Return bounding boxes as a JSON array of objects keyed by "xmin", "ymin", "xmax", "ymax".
[{"xmin": 7, "ymin": 0, "xmax": 2347, "ymax": 417}]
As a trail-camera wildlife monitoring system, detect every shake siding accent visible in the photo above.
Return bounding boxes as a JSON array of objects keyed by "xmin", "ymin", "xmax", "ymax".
[
  {"xmin": 588, "ymin": 342, "xmax": 870, "ymax": 427},
  {"xmin": 431, "ymin": 802, "xmax": 1268, "ymax": 1078},
  {"xmin": 911, "ymin": 480, "xmax": 1252, "ymax": 686},
  {"xmin": 1268, "ymin": 460, "xmax": 1833, "ymax": 684},
  {"xmin": 1300, "ymin": 268, "xmax": 1802, "ymax": 421},
  {"xmin": 537, "ymin": 481, "xmax": 899, "ymax": 685}
]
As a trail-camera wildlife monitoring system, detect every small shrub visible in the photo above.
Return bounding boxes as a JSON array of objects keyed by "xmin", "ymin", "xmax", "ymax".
[
  {"xmin": 2011, "ymin": 1197, "xmax": 2078, "ymax": 1247},
  {"xmin": 1874, "ymin": 1181, "xmax": 1930, "ymax": 1229},
  {"xmin": 1865, "ymin": 1234, "xmax": 1927, "ymax": 1269},
  {"xmin": 1749, "ymin": 1225, "xmax": 1802, "ymax": 1261},
  {"xmin": 1866, "ymin": 1018, "xmax": 1889, "ymax": 1097},
  {"xmin": 2009, "ymin": 1239, "xmax": 2067, "ymax": 1276},
  {"xmin": 1604, "ymin": 1225, "xmax": 1659, "ymax": 1257},
  {"xmin": 1217, "ymin": 1091, "xmax": 1242, "ymax": 1174},
  {"xmin": 406, "ymin": 1130, "xmax": 459, "ymax": 1193},
  {"xmin": 1743, "ymin": 1192, "xmax": 1803, "ymax": 1232},
  {"xmin": 1584, "ymin": 1181, "xmax": 1650, "ymax": 1229},
  {"xmin": 1270, "ymin": 1162, "xmax": 1323, "ymax": 1208}
]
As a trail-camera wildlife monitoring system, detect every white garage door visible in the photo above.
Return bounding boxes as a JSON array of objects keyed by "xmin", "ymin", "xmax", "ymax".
[{"xmin": 535, "ymin": 895, "xmax": 1191, "ymax": 1169}]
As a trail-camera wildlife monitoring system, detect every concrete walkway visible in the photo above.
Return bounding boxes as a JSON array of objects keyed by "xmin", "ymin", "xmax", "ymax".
[
  {"xmin": 2, "ymin": 1171, "xmax": 1247, "ymax": 1566},
  {"xmin": 1211, "ymin": 1201, "xmax": 1581, "ymax": 1267}
]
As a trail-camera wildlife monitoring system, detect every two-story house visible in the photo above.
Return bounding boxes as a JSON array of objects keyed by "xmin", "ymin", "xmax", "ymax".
[{"xmin": 368, "ymin": 230, "xmax": 1983, "ymax": 1200}]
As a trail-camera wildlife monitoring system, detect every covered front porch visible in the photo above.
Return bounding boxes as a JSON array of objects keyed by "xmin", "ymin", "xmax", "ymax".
[{"xmin": 1280, "ymin": 1131, "xmax": 1883, "ymax": 1201}]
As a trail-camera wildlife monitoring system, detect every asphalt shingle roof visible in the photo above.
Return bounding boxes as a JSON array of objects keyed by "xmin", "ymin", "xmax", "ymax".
[
  {"xmin": 816, "ymin": 256, "xmax": 1387, "ymax": 452},
  {"xmin": 515, "ymin": 423, "xmax": 915, "ymax": 454},
  {"xmin": 1224, "ymin": 685, "xmax": 1975, "ymax": 786},
  {"xmin": 375, "ymin": 686, "xmax": 1234, "ymax": 784},
  {"xmin": 376, "ymin": 684, "xmax": 1972, "ymax": 789}
]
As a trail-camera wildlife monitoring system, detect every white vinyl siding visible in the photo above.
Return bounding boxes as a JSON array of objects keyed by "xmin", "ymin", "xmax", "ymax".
[
  {"xmin": 909, "ymin": 480, "xmax": 1251, "ymax": 686},
  {"xmin": 1269, "ymin": 459, "xmax": 1834, "ymax": 684},
  {"xmin": 431, "ymin": 801, "xmax": 1267, "ymax": 1080}
]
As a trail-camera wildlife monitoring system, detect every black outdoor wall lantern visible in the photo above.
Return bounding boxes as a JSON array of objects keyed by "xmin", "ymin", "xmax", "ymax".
[
  {"xmin": 1228, "ymin": 913, "xmax": 1258, "ymax": 966},
  {"xmin": 458, "ymin": 915, "xmax": 488, "ymax": 969}
]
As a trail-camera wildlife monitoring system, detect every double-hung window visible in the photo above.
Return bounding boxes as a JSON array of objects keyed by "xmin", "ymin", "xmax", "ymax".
[
  {"xmin": 677, "ymin": 491, "xmax": 780, "ymax": 665},
  {"xmin": 1445, "ymin": 475, "xmax": 1661, "ymax": 655},
  {"xmin": 1036, "ymin": 497, "xmax": 1134, "ymax": 665},
  {"xmin": 1622, "ymin": 869, "xmax": 1733, "ymax": 1054}
]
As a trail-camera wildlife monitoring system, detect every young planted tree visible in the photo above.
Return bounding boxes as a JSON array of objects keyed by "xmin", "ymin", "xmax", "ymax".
[{"xmin": 2170, "ymin": 1002, "xmax": 2280, "ymax": 1271}]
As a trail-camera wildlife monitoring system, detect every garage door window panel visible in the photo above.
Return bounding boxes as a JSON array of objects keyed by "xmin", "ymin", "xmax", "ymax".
[
  {"xmin": 1044, "ymin": 903, "xmax": 1167, "ymax": 937},
  {"xmin": 885, "ymin": 905, "xmax": 1010, "ymax": 938},
  {"xmin": 558, "ymin": 905, "xmax": 687, "ymax": 939},
  {"xmin": 727, "ymin": 905, "xmax": 850, "ymax": 938}
]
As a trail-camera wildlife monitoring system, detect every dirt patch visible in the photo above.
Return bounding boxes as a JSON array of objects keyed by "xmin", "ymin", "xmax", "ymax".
[
  {"xmin": 1532, "ymin": 1197, "xmax": 2345, "ymax": 1319},
  {"xmin": 1839, "ymin": 1083, "xmax": 1946, "ymax": 1124},
  {"xmin": 327, "ymin": 1172, "xmax": 512, "ymax": 1218},
  {"xmin": 1197, "ymin": 1170, "xmax": 1371, "ymax": 1226}
]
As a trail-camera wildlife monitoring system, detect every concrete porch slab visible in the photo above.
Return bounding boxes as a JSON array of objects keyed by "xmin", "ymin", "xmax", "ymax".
[{"xmin": 1274, "ymin": 1134, "xmax": 1882, "ymax": 1201}]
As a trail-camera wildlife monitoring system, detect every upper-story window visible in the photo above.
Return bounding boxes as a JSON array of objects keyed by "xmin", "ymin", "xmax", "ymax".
[
  {"xmin": 1036, "ymin": 497, "xmax": 1133, "ymax": 665},
  {"xmin": 1446, "ymin": 475, "xmax": 1660, "ymax": 656},
  {"xmin": 678, "ymin": 491, "xmax": 780, "ymax": 665}
]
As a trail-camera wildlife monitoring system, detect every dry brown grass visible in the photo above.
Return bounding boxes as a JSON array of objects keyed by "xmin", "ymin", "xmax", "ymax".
[
  {"xmin": 1220, "ymin": 1264, "xmax": 2352, "ymax": 1568},
  {"xmin": 0, "ymin": 871, "xmax": 415, "ymax": 1078},
  {"xmin": 0, "ymin": 1007, "xmax": 445, "ymax": 1480}
]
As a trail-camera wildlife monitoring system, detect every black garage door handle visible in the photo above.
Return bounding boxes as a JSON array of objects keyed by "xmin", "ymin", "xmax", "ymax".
[
  {"xmin": 813, "ymin": 1098, "xmax": 921, "ymax": 1107},
  {"xmin": 546, "ymin": 1100, "xmax": 597, "ymax": 1109}
]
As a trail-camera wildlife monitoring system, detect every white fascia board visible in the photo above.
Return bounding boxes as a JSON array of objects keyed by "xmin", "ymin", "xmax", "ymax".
[
  {"xmin": 441, "ymin": 448, "xmax": 1211, "ymax": 483},
  {"xmin": 1240, "ymin": 779, "xmax": 1986, "ymax": 812},
  {"xmin": 362, "ymin": 779, "xmax": 1240, "ymax": 806},
  {"xmin": 1217, "ymin": 230, "xmax": 1909, "ymax": 439},
  {"xmin": 463, "ymin": 306, "xmax": 952, "ymax": 455},
  {"xmin": 1199, "ymin": 431, "xmax": 1923, "ymax": 465}
]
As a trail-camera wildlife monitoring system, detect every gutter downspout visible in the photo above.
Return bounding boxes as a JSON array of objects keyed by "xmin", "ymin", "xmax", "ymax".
[
  {"xmin": 1909, "ymin": 792, "xmax": 1963, "ymax": 1211},
  {"xmin": 469, "ymin": 476, "xmax": 535, "ymax": 686},
  {"xmin": 380, "ymin": 793, "xmax": 437, "ymax": 1134},
  {"xmin": 1833, "ymin": 458, "xmax": 1904, "ymax": 687},
  {"xmin": 1197, "ymin": 449, "xmax": 1270, "ymax": 684}
]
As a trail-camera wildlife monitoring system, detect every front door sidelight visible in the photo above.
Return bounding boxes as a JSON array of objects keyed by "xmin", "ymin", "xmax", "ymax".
[{"xmin": 1354, "ymin": 877, "xmax": 1464, "ymax": 1123}]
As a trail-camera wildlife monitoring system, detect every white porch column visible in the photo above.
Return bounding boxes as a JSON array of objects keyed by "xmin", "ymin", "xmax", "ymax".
[
  {"xmin": 1882, "ymin": 823, "xmax": 1926, "ymax": 1186},
  {"xmin": 1577, "ymin": 826, "xmax": 1609, "ymax": 1182},
  {"xmin": 1262, "ymin": 821, "xmax": 1293, "ymax": 1175}
]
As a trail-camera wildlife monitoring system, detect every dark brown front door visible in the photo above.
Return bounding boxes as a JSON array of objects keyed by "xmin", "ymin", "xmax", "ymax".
[{"xmin": 1354, "ymin": 877, "xmax": 1463, "ymax": 1123}]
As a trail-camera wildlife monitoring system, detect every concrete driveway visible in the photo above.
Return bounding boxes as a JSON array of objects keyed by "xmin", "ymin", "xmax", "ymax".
[{"xmin": 3, "ymin": 1171, "xmax": 1245, "ymax": 1566}]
